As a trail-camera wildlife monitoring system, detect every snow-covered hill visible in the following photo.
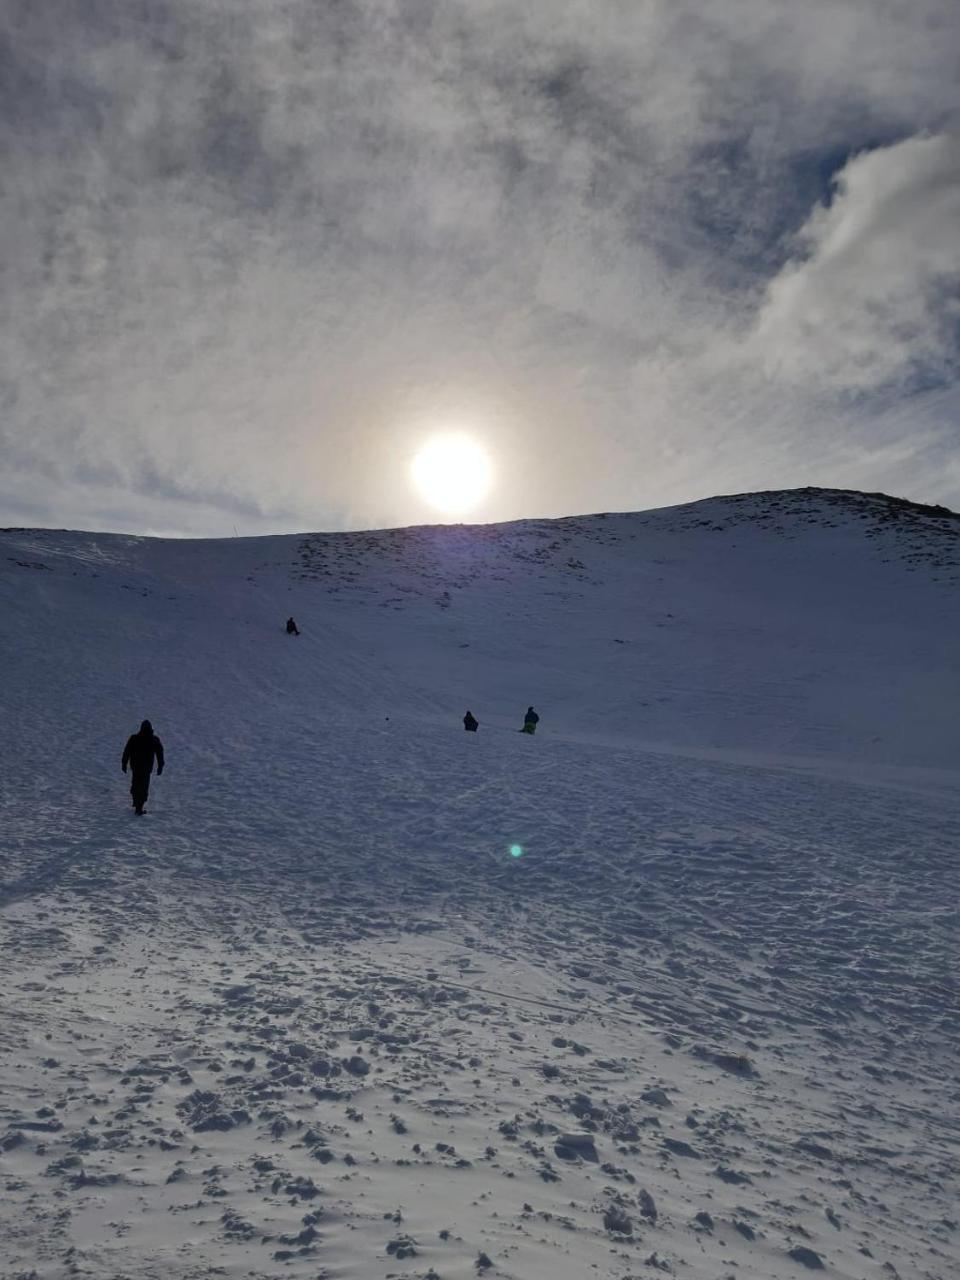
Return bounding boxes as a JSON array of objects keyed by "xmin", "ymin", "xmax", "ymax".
[{"xmin": 1, "ymin": 487, "xmax": 958, "ymax": 1280}]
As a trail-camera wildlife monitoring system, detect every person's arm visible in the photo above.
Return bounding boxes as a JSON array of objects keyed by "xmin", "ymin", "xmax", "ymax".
[
  {"xmin": 122, "ymin": 737, "xmax": 131, "ymax": 772},
  {"xmin": 155, "ymin": 739, "xmax": 165, "ymax": 775}
]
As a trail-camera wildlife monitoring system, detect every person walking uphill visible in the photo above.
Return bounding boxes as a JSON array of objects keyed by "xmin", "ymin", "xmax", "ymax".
[
  {"xmin": 521, "ymin": 706, "xmax": 539, "ymax": 735},
  {"xmin": 122, "ymin": 719, "xmax": 164, "ymax": 815}
]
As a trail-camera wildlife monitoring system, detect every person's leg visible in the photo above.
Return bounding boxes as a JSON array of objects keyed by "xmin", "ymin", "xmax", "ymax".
[{"xmin": 131, "ymin": 772, "xmax": 150, "ymax": 814}]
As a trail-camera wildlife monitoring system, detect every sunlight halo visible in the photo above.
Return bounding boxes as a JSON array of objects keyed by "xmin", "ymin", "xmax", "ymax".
[{"xmin": 410, "ymin": 434, "xmax": 493, "ymax": 516}]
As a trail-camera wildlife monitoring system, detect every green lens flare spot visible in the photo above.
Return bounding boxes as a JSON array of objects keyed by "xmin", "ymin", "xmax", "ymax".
[{"xmin": 509, "ymin": 844, "xmax": 524, "ymax": 859}]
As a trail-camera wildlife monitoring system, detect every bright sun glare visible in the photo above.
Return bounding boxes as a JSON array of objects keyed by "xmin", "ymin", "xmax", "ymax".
[{"xmin": 410, "ymin": 434, "xmax": 493, "ymax": 516}]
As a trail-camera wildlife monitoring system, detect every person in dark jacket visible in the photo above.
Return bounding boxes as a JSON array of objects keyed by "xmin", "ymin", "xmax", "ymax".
[
  {"xmin": 463, "ymin": 710, "xmax": 478, "ymax": 732},
  {"xmin": 286, "ymin": 616, "xmax": 300, "ymax": 635},
  {"xmin": 521, "ymin": 706, "xmax": 539, "ymax": 735},
  {"xmin": 122, "ymin": 719, "xmax": 164, "ymax": 815}
]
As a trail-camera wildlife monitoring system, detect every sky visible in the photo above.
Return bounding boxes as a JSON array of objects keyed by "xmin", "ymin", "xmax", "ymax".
[{"xmin": 1, "ymin": 0, "xmax": 959, "ymax": 536}]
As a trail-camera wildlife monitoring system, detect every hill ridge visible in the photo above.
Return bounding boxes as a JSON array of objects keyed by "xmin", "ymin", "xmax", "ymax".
[{"xmin": 3, "ymin": 482, "xmax": 959, "ymax": 542}]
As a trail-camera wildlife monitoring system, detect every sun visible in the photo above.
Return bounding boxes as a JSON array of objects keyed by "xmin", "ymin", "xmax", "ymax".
[{"xmin": 410, "ymin": 434, "xmax": 493, "ymax": 516}]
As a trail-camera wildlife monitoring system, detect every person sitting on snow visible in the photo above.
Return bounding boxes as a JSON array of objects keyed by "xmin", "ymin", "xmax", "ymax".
[
  {"xmin": 286, "ymin": 616, "xmax": 300, "ymax": 635},
  {"xmin": 463, "ymin": 710, "xmax": 479, "ymax": 732}
]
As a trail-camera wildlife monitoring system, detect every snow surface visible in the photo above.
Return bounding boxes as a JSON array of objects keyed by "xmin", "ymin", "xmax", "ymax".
[{"xmin": 1, "ymin": 486, "xmax": 959, "ymax": 1280}]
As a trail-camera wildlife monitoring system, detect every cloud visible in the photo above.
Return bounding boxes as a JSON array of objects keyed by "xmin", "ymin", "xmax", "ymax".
[
  {"xmin": 750, "ymin": 134, "xmax": 960, "ymax": 392},
  {"xmin": 1, "ymin": 1, "xmax": 959, "ymax": 534}
]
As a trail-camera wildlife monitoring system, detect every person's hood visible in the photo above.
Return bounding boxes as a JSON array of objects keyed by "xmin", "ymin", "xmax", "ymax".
[{"xmin": 139, "ymin": 720, "xmax": 153, "ymax": 736}]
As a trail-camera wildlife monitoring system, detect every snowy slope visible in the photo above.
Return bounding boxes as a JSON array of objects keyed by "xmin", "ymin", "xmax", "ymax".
[{"xmin": 1, "ymin": 487, "xmax": 958, "ymax": 1280}]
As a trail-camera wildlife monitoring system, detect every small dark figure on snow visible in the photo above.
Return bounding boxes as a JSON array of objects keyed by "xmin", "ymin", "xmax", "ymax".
[
  {"xmin": 122, "ymin": 719, "xmax": 164, "ymax": 815},
  {"xmin": 286, "ymin": 616, "xmax": 300, "ymax": 635},
  {"xmin": 463, "ymin": 710, "xmax": 479, "ymax": 732},
  {"xmin": 521, "ymin": 706, "xmax": 539, "ymax": 735}
]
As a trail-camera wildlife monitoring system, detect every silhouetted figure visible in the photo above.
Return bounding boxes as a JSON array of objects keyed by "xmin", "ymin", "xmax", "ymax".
[
  {"xmin": 463, "ymin": 710, "xmax": 479, "ymax": 732},
  {"xmin": 122, "ymin": 719, "xmax": 164, "ymax": 815},
  {"xmin": 521, "ymin": 706, "xmax": 539, "ymax": 735},
  {"xmin": 286, "ymin": 617, "xmax": 300, "ymax": 636}
]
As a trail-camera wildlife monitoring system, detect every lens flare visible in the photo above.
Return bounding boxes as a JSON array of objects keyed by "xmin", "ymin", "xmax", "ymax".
[{"xmin": 509, "ymin": 844, "xmax": 524, "ymax": 858}]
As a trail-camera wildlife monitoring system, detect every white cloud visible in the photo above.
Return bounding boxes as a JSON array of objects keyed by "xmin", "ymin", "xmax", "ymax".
[{"xmin": 750, "ymin": 134, "xmax": 960, "ymax": 391}]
